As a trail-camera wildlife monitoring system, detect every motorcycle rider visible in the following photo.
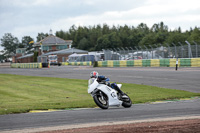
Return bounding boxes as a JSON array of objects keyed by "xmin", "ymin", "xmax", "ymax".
[{"xmin": 89, "ymin": 71, "xmax": 128, "ymax": 99}]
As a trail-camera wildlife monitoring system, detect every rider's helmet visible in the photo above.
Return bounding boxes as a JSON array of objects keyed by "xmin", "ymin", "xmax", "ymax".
[{"xmin": 90, "ymin": 71, "xmax": 99, "ymax": 78}]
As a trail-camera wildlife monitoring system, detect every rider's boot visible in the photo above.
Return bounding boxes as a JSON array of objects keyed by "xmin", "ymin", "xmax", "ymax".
[
  {"xmin": 111, "ymin": 83, "xmax": 128, "ymax": 99},
  {"xmin": 120, "ymin": 93, "xmax": 129, "ymax": 99}
]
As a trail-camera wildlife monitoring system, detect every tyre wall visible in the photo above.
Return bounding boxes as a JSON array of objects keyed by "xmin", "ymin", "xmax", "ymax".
[
  {"xmin": 61, "ymin": 62, "xmax": 69, "ymax": 66},
  {"xmin": 97, "ymin": 58, "xmax": 200, "ymax": 67},
  {"xmin": 11, "ymin": 63, "xmax": 42, "ymax": 68},
  {"xmin": 68, "ymin": 61, "xmax": 92, "ymax": 66}
]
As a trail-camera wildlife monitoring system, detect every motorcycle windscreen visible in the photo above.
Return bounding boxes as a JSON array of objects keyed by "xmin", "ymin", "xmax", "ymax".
[
  {"xmin": 88, "ymin": 79, "xmax": 99, "ymax": 93},
  {"xmin": 117, "ymin": 84, "xmax": 122, "ymax": 89}
]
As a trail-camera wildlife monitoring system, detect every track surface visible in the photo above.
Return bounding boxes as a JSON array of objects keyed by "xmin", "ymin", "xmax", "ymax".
[
  {"xmin": 0, "ymin": 98, "xmax": 200, "ymax": 131},
  {"xmin": 0, "ymin": 66, "xmax": 200, "ymax": 132}
]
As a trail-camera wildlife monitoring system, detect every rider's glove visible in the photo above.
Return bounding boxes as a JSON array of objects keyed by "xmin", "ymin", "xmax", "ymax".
[{"xmin": 106, "ymin": 81, "xmax": 110, "ymax": 86}]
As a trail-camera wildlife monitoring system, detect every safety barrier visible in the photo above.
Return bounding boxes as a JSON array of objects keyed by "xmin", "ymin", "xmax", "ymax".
[
  {"xmin": 191, "ymin": 58, "xmax": 200, "ymax": 67},
  {"xmin": 61, "ymin": 62, "xmax": 69, "ymax": 66},
  {"xmin": 97, "ymin": 58, "xmax": 200, "ymax": 67},
  {"xmin": 10, "ymin": 58, "xmax": 200, "ymax": 68},
  {"xmin": 0, "ymin": 62, "xmax": 11, "ymax": 68},
  {"xmin": 68, "ymin": 61, "xmax": 92, "ymax": 66},
  {"xmin": 11, "ymin": 63, "xmax": 42, "ymax": 68}
]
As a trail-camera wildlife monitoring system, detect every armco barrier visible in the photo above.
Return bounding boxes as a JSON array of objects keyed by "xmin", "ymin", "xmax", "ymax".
[
  {"xmin": 97, "ymin": 58, "xmax": 200, "ymax": 67},
  {"xmin": 11, "ymin": 63, "xmax": 42, "ymax": 68}
]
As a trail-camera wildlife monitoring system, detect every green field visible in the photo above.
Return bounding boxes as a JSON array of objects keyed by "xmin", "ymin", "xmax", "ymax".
[{"xmin": 0, "ymin": 74, "xmax": 200, "ymax": 115}]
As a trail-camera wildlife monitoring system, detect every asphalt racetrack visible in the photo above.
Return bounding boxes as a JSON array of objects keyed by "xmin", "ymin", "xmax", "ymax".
[
  {"xmin": 0, "ymin": 99, "xmax": 200, "ymax": 132},
  {"xmin": 0, "ymin": 66, "xmax": 200, "ymax": 132}
]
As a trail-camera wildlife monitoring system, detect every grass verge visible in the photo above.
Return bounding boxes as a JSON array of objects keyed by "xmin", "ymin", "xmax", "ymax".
[{"xmin": 0, "ymin": 74, "xmax": 200, "ymax": 115}]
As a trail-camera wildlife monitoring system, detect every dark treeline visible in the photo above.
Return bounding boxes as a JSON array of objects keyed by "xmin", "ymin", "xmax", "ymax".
[{"xmin": 56, "ymin": 22, "xmax": 200, "ymax": 51}]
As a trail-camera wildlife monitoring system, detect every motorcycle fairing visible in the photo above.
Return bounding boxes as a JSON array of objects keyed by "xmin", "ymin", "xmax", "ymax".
[{"xmin": 97, "ymin": 84, "xmax": 122, "ymax": 106}]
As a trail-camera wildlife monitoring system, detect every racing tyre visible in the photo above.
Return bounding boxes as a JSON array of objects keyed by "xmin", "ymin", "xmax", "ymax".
[
  {"xmin": 122, "ymin": 94, "xmax": 132, "ymax": 108},
  {"xmin": 93, "ymin": 91, "xmax": 109, "ymax": 109}
]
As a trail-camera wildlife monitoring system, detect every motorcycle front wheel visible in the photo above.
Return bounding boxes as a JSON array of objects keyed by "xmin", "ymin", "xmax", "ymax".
[
  {"xmin": 122, "ymin": 94, "xmax": 132, "ymax": 108},
  {"xmin": 93, "ymin": 91, "xmax": 109, "ymax": 109}
]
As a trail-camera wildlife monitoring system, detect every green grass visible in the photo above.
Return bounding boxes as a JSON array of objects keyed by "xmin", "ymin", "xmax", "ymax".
[{"xmin": 0, "ymin": 74, "xmax": 200, "ymax": 115}]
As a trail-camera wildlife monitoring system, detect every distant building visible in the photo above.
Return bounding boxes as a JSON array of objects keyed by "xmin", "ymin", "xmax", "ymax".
[
  {"xmin": 33, "ymin": 33, "xmax": 72, "ymax": 56},
  {"xmin": 16, "ymin": 53, "xmax": 34, "ymax": 63},
  {"xmin": 38, "ymin": 48, "xmax": 88, "ymax": 63},
  {"xmin": 13, "ymin": 30, "xmax": 88, "ymax": 63},
  {"xmin": 12, "ymin": 48, "xmax": 26, "ymax": 63}
]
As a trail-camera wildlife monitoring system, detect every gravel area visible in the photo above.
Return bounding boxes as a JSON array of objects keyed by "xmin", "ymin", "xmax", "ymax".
[{"xmin": 38, "ymin": 119, "xmax": 200, "ymax": 133}]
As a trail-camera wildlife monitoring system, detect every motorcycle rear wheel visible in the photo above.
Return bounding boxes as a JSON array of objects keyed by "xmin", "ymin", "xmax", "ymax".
[{"xmin": 93, "ymin": 91, "xmax": 109, "ymax": 109}]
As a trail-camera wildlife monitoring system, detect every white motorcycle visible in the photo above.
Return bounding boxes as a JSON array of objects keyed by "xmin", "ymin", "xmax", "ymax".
[{"xmin": 88, "ymin": 78, "xmax": 132, "ymax": 109}]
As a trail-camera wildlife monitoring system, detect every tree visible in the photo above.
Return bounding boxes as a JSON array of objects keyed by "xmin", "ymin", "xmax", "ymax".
[
  {"xmin": 36, "ymin": 33, "xmax": 48, "ymax": 42},
  {"xmin": 0, "ymin": 33, "xmax": 19, "ymax": 57},
  {"xmin": 21, "ymin": 36, "xmax": 34, "ymax": 53},
  {"xmin": 102, "ymin": 23, "xmax": 110, "ymax": 35},
  {"xmin": 78, "ymin": 37, "xmax": 89, "ymax": 50},
  {"xmin": 96, "ymin": 32, "xmax": 122, "ymax": 50},
  {"xmin": 56, "ymin": 30, "xmax": 67, "ymax": 40},
  {"xmin": 54, "ymin": 22, "xmax": 199, "ymax": 51},
  {"xmin": 118, "ymin": 25, "xmax": 131, "ymax": 47},
  {"xmin": 165, "ymin": 32, "xmax": 187, "ymax": 46},
  {"xmin": 187, "ymin": 27, "xmax": 200, "ymax": 42},
  {"xmin": 139, "ymin": 33, "xmax": 157, "ymax": 46},
  {"xmin": 0, "ymin": 50, "xmax": 6, "ymax": 62},
  {"xmin": 137, "ymin": 23, "xmax": 149, "ymax": 34},
  {"xmin": 72, "ymin": 26, "xmax": 90, "ymax": 48},
  {"xmin": 149, "ymin": 22, "xmax": 168, "ymax": 44}
]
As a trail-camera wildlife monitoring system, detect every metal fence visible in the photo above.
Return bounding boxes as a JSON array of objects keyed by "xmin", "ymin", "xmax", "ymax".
[{"xmin": 102, "ymin": 41, "xmax": 200, "ymax": 60}]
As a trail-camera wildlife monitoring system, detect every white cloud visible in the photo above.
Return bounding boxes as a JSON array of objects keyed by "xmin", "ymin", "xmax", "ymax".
[
  {"xmin": 0, "ymin": 0, "xmax": 200, "ymax": 45},
  {"xmin": 10, "ymin": 25, "xmax": 48, "ymax": 41},
  {"xmin": 46, "ymin": 0, "xmax": 200, "ymax": 32},
  {"xmin": 145, "ymin": 0, "xmax": 200, "ymax": 13}
]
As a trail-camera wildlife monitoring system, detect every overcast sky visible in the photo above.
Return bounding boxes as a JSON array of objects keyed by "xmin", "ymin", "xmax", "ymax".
[{"xmin": 0, "ymin": 0, "xmax": 200, "ymax": 50}]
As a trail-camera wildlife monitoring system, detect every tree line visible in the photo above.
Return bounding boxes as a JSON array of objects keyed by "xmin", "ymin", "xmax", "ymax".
[
  {"xmin": 56, "ymin": 22, "xmax": 200, "ymax": 51},
  {"xmin": 0, "ymin": 22, "xmax": 200, "ymax": 61},
  {"xmin": 0, "ymin": 33, "xmax": 48, "ymax": 60}
]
